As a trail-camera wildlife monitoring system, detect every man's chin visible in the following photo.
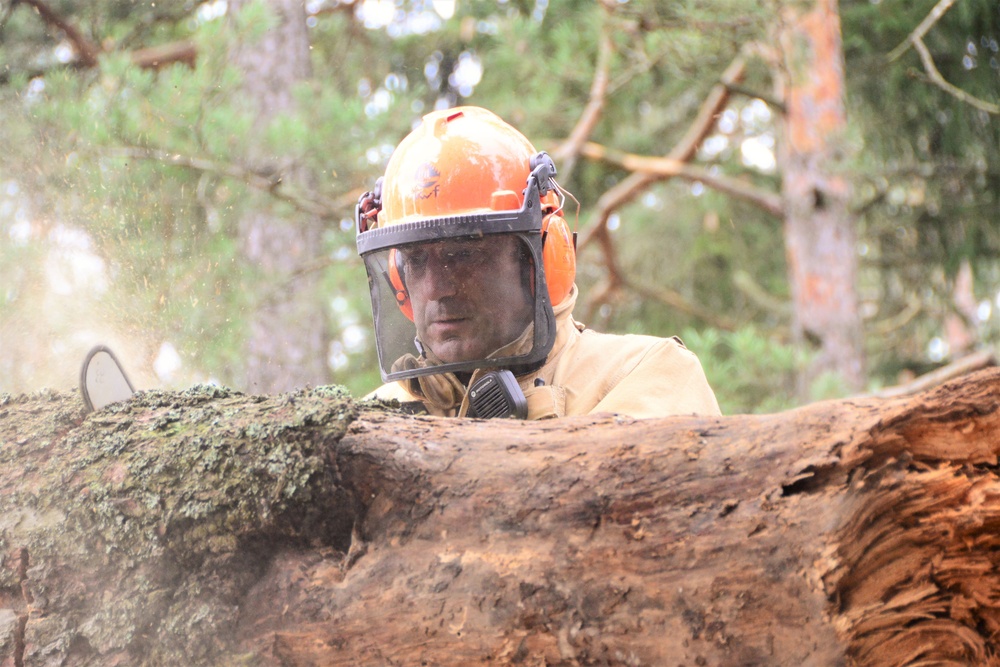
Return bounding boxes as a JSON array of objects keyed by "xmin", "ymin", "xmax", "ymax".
[{"xmin": 428, "ymin": 340, "xmax": 485, "ymax": 365}]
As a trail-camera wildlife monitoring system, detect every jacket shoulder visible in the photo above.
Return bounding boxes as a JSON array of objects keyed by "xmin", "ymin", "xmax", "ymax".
[{"xmin": 557, "ymin": 329, "xmax": 720, "ymax": 417}]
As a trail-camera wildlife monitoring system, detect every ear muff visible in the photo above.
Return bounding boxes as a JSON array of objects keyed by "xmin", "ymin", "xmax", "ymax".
[
  {"xmin": 541, "ymin": 212, "xmax": 576, "ymax": 307},
  {"xmin": 387, "ymin": 248, "xmax": 414, "ymax": 321}
]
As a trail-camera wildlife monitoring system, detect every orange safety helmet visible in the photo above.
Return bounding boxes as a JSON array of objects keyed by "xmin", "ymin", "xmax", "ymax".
[
  {"xmin": 357, "ymin": 106, "xmax": 575, "ymax": 318},
  {"xmin": 355, "ymin": 106, "xmax": 575, "ymax": 382}
]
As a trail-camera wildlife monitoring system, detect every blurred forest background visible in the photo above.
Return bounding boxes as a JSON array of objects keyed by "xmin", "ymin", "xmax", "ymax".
[{"xmin": 0, "ymin": 0, "xmax": 997, "ymax": 414}]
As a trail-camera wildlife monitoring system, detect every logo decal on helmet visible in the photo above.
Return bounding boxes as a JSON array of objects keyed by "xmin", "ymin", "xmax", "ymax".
[{"xmin": 413, "ymin": 163, "xmax": 441, "ymax": 200}]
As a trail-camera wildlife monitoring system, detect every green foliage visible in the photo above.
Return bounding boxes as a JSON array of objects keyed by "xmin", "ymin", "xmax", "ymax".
[
  {"xmin": 681, "ymin": 326, "xmax": 803, "ymax": 414},
  {"xmin": 231, "ymin": 0, "xmax": 282, "ymax": 40},
  {"xmin": 841, "ymin": 0, "xmax": 1000, "ymax": 389}
]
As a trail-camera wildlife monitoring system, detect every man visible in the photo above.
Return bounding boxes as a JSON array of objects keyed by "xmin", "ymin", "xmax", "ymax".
[{"xmin": 356, "ymin": 106, "xmax": 720, "ymax": 419}]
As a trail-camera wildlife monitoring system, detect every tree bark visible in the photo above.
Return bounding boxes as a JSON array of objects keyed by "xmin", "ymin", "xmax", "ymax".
[
  {"xmin": 230, "ymin": 0, "xmax": 330, "ymax": 394},
  {"xmin": 778, "ymin": 0, "xmax": 865, "ymax": 397},
  {"xmin": 2, "ymin": 369, "xmax": 1000, "ymax": 666}
]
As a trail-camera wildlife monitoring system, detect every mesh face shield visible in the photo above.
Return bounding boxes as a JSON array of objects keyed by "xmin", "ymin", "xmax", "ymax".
[{"xmin": 356, "ymin": 175, "xmax": 557, "ymax": 383}]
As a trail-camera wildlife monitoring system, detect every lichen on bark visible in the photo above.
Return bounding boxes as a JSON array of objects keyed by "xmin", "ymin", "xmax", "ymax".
[{"xmin": 0, "ymin": 384, "xmax": 358, "ymax": 665}]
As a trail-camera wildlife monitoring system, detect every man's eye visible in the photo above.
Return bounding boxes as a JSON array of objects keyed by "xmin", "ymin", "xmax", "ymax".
[
  {"xmin": 402, "ymin": 251, "xmax": 427, "ymax": 271},
  {"xmin": 447, "ymin": 247, "xmax": 486, "ymax": 265}
]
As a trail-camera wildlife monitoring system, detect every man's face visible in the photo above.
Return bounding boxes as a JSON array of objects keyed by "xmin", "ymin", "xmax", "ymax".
[{"xmin": 400, "ymin": 235, "xmax": 534, "ymax": 364}]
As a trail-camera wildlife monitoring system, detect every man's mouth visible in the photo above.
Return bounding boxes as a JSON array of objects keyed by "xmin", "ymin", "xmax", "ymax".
[
  {"xmin": 429, "ymin": 316, "xmax": 470, "ymax": 334},
  {"xmin": 431, "ymin": 316, "xmax": 467, "ymax": 326}
]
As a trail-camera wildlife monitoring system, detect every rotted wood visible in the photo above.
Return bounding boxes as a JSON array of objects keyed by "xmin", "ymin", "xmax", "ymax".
[{"xmin": 1, "ymin": 369, "xmax": 1000, "ymax": 666}]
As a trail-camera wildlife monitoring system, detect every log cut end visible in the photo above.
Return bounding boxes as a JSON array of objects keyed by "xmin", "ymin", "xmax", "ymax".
[{"xmin": 822, "ymin": 370, "xmax": 1000, "ymax": 666}]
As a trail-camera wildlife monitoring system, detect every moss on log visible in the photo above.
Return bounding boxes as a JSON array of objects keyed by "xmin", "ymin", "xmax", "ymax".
[{"xmin": 0, "ymin": 385, "xmax": 356, "ymax": 665}]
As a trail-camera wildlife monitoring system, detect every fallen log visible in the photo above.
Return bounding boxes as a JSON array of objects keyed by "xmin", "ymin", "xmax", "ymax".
[{"xmin": 1, "ymin": 369, "xmax": 999, "ymax": 666}]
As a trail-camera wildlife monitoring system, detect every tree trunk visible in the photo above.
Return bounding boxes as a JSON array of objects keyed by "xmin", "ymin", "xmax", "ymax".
[
  {"xmin": 230, "ymin": 0, "xmax": 330, "ymax": 394},
  {"xmin": 2, "ymin": 370, "xmax": 1000, "ymax": 665},
  {"xmin": 778, "ymin": 0, "xmax": 865, "ymax": 397}
]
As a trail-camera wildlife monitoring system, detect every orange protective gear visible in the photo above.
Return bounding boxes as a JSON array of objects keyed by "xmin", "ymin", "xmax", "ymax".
[{"xmin": 359, "ymin": 106, "xmax": 575, "ymax": 320}]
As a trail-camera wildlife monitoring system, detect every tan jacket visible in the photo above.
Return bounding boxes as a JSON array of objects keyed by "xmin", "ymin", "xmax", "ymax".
[{"xmin": 366, "ymin": 286, "xmax": 721, "ymax": 419}]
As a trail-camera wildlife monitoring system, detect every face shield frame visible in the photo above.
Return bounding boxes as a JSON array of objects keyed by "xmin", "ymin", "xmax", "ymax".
[{"xmin": 356, "ymin": 165, "xmax": 559, "ymax": 383}]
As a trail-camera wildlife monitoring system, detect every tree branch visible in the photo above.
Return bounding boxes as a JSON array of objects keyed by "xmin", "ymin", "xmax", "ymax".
[
  {"xmin": 10, "ymin": 0, "xmax": 198, "ymax": 77},
  {"xmin": 887, "ymin": 0, "xmax": 955, "ymax": 62},
  {"xmin": 622, "ymin": 274, "xmax": 741, "ymax": 331},
  {"xmin": 130, "ymin": 40, "xmax": 197, "ymax": 70},
  {"xmin": 579, "ymin": 141, "xmax": 784, "ymax": 216},
  {"xmin": 104, "ymin": 146, "xmax": 361, "ymax": 220},
  {"xmin": 872, "ymin": 349, "xmax": 996, "ymax": 398},
  {"xmin": 578, "ymin": 54, "xmax": 748, "ymax": 253},
  {"xmin": 571, "ymin": 53, "xmax": 751, "ymax": 329},
  {"xmin": 0, "ymin": 0, "xmax": 19, "ymax": 36},
  {"xmin": 909, "ymin": 41, "xmax": 999, "ymax": 115},
  {"xmin": 551, "ymin": 5, "xmax": 614, "ymax": 182},
  {"xmin": 733, "ymin": 269, "xmax": 792, "ymax": 317},
  {"xmin": 578, "ymin": 244, "xmax": 741, "ymax": 332},
  {"xmin": 869, "ymin": 295, "xmax": 923, "ymax": 338},
  {"xmin": 20, "ymin": 0, "xmax": 100, "ymax": 67},
  {"xmin": 722, "ymin": 82, "xmax": 786, "ymax": 114},
  {"xmin": 887, "ymin": 0, "xmax": 998, "ymax": 115}
]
